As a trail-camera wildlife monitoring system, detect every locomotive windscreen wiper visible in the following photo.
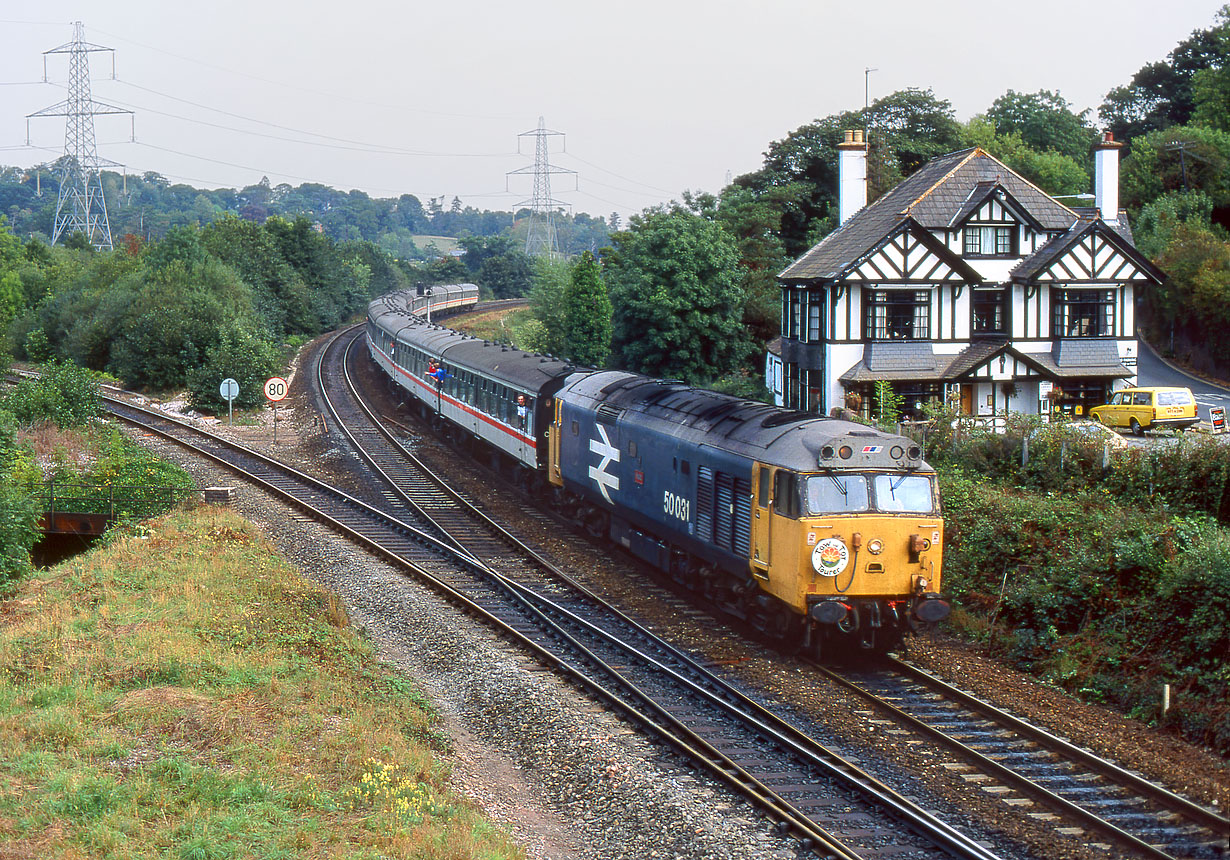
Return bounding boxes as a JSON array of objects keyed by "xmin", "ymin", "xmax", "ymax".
[{"xmin": 828, "ymin": 475, "xmax": 848, "ymax": 496}]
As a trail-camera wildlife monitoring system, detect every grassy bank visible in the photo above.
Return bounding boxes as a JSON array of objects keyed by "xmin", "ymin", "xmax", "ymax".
[{"xmin": 0, "ymin": 505, "xmax": 523, "ymax": 859}]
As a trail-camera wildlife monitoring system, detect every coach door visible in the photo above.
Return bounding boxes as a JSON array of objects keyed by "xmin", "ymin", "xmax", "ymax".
[{"xmin": 752, "ymin": 464, "xmax": 772, "ymax": 571}]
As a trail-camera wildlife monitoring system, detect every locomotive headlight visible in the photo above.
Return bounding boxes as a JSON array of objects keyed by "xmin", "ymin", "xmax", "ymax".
[
  {"xmin": 917, "ymin": 577, "xmax": 929, "ymax": 592},
  {"xmin": 867, "ymin": 538, "xmax": 883, "ymax": 555}
]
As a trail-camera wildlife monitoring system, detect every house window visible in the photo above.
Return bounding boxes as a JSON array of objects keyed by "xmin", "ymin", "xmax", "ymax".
[
  {"xmin": 972, "ymin": 288, "xmax": 1007, "ymax": 335},
  {"xmin": 865, "ymin": 290, "xmax": 930, "ymax": 340},
  {"xmin": 807, "ymin": 291, "xmax": 823, "ymax": 342},
  {"xmin": 1052, "ymin": 289, "xmax": 1115, "ymax": 337},
  {"xmin": 963, "ymin": 225, "xmax": 1016, "ymax": 257}
]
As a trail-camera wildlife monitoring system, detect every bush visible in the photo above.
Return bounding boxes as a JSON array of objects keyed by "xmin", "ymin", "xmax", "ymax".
[
  {"xmin": 185, "ymin": 324, "xmax": 282, "ymax": 414},
  {"xmin": 1, "ymin": 360, "xmax": 100, "ymax": 428}
]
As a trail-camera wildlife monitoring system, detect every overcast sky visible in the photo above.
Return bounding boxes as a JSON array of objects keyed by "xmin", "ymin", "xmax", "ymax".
[{"xmin": 1, "ymin": 1, "xmax": 1223, "ymax": 219}]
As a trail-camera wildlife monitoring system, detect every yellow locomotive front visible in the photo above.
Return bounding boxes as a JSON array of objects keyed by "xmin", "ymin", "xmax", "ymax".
[{"xmin": 750, "ymin": 440, "xmax": 948, "ymax": 653}]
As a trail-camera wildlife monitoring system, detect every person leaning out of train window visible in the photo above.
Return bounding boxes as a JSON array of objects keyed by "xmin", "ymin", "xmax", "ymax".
[
  {"xmin": 429, "ymin": 364, "xmax": 451, "ymax": 387},
  {"xmin": 516, "ymin": 394, "xmax": 528, "ymax": 430}
]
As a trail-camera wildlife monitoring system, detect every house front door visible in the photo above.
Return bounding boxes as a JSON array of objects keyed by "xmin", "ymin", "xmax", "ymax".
[{"xmin": 960, "ymin": 385, "xmax": 973, "ymax": 415}]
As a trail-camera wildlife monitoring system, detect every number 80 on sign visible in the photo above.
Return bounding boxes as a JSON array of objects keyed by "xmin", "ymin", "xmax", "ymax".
[{"xmin": 263, "ymin": 377, "xmax": 289, "ymax": 402}]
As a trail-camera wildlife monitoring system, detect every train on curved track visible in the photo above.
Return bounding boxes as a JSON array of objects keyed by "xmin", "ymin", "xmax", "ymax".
[{"xmin": 366, "ymin": 285, "xmax": 949, "ymax": 655}]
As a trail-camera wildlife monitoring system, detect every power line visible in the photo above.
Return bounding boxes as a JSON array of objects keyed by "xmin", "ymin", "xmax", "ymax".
[
  {"xmin": 89, "ymin": 25, "xmax": 526, "ymax": 123},
  {"xmin": 110, "ymin": 80, "xmax": 516, "ymax": 157}
]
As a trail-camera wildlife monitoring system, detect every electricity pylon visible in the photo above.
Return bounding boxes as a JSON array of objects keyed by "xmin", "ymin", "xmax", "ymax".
[
  {"xmin": 27, "ymin": 21, "xmax": 132, "ymax": 250},
  {"xmin": 507, "ymin": 116, "xmax": 576, "ymax": 258}
]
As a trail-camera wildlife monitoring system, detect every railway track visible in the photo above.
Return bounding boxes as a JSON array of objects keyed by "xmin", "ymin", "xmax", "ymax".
[
  {"xmin": 311, "ymin": 325, "xmax": 1004, "ymax": 860},
  {"xmin": 818, "ymin": 658, "xmax": 1228, "ymax": 860},
  {"xmin": 323, "ymin": 323, "xmax": 1228, "ymax": 860}
]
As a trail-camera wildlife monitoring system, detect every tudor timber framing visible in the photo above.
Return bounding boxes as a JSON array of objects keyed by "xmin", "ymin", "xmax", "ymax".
[
  {"xmin": 1032, "ymin": 228, "xmax": 1154, "ymax": 283},
  {"xmin": 842, "ymin": 220, "xmax": 977, "ymax": 284}
]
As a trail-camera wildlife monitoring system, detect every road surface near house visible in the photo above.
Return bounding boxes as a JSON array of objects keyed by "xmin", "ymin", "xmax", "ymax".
[{"xmin": 1136, "ymin": 340, "xmax": 1230, "ymax": 426}]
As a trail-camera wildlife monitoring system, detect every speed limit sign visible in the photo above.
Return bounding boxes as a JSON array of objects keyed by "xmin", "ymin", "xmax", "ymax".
[{"xmin": 263, "ymin": 376, "xmax": 289, "ymax": 402}]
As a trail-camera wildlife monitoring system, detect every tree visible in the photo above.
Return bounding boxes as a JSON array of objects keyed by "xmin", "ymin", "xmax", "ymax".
[
  {"xmin": 1191, "ymin": 64, "xmax": 1230, "ymax": 132},
  {"xmin": 606, "ymin": 206, "xmax": 748, "ymax": 384},
  {"xmin": 1119, "ymin": 125, "xmax": 1230, "ymax": 217},
  {"xmin": 741, "ymin": 88, "xmax": 963, "ymax": 256},
  {"xmin": 186, "ymin": 322, "xmax": 282, "ymax": 413},
  {"xmin": 526, "ymin": 257, "xmax": 571, "ymax": 356},
  {"xmin": 1100, "ymin": 5, "xmax": 1230, "ymax": 139},
  {"xmin": 984, "ymin": 89, "xmax": 1097, "ymax": 166},
  {"xmin": 960, "ymin": 118, "xmax": 1091, "ymax": 197},
  {"xmin": 715, "ymin": 185, "xmax": 795, "ymax": 349},
  {"xmin": 561, "ymin": 251, "xmax": 611, "ymax": 367}
]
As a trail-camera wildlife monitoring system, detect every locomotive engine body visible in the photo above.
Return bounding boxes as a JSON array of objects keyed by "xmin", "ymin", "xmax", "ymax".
[{"xmin": 550, "ymin": 371, "xmax": 947, "ymax": 650}]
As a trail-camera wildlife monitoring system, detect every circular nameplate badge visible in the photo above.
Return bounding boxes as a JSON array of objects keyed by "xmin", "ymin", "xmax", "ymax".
[{"xmin": 811, "ymin": 537, "xmax": 850, "ymax": 577}]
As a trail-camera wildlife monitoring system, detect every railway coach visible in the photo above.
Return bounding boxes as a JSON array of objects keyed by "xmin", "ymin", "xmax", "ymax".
[{"xmin": 367, "ymin": 288, "xmax": 571, "ymax": 472}]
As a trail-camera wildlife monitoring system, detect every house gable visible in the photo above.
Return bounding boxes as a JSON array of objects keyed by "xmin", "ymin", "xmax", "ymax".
[
  {"xmin": 948, "ymin": 182, "xmax": 1044, "ymax": 232},
  {"xmin": 1014, "ymin": 222, "xmax": 1164, "ymax": 284},
  {"xmin": 842, "ymin": 219, "xmax": 981, "ymax": 284}
]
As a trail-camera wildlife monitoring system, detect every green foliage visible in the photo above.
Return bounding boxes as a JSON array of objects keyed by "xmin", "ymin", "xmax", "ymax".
[
  {"xmin": 606, "ymin": 206, "xmax": 748, "ymax": 384},
  {"xmin": 1099, "ymin": 5, "xmax": 1230, "ymax": 140},
  {"xmin": 872, "ymin": 380, "xmax": 904, "ymax": 427},
  {"xmin": 185, "ymin": 324, "xmax": 283, "ymax": 413},
  {"xmin": 1120, "ymin": 124, "xmax": 1230, "ymax": 214},
  {"xmin": 960, "ymin": 118, "xmax": 1091, "ymax": 196},
  {"xmin": 561, "ymin": 251, "xmax": 611, "ymax": 367},
  {"xmin": 0, "ymin": 360, "xmax": 100, "ymax": 428},
  {"xmin": 527, "ymin": 257, "xmax": 573, "ymax": 357},
  {"xmin": 1191, "ymin": 62, "xmax": 1230, "ymax": 132},
  {"xmin": 939, "ymin": 466, "xmax": 1230, "ymax": 752},
  {"xmin": 984, "ymin": 89, "xmax": 1097, "ymax": 167},
  {"xmin": 1152, "ymin": 221, "xmax": 1230, "ymax": 370},
  {"xmin": 0, "ymin": 412, "xmax": 38, "ymax": 593},
  {"xmin": 714, "ymin": 184, "xmax": 795, "ymax": 350},
  {"xmin": 740, "ymin": 88, "xmax": 964, "ymax": 256}
]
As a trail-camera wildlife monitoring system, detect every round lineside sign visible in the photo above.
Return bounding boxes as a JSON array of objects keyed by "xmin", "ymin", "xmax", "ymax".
[{"xmin": 263, "ymin": 376, "xmax": 289, "ymax": 403}]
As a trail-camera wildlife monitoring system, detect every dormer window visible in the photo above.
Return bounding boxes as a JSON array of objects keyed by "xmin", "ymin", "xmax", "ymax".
[{"xmin": 963, "ymin": 225, "xmax": 1016, "ymax": 258}]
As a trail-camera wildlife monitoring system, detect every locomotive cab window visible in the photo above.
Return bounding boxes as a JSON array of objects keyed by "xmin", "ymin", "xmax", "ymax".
[
  {"xmin": 773, "ymin": 470, "xmax": 800, "ymax": 518},
  {"xmin": 872, "ymin": 474, "xmax": 934, "ymax": 513},
  {"xmin": 805, "ymin": 474, "xmax": 869, "ymax": 513}
]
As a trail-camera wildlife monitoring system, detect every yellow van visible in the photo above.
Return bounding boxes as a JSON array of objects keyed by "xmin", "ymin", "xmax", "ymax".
[{"xmin": 1089, "ymin": 387, "xmax": 1198, "ymax": 435}]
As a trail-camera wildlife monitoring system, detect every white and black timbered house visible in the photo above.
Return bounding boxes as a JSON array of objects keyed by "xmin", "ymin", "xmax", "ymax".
[{"xmin": 770, "ymin": 131, "xmax": 1164, "ymax": 419}]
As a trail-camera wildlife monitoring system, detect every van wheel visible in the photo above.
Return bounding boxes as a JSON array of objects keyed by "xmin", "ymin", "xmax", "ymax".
[{"xmin": 1130, "ymin": 418, "xmax": 1144, "ymax": 436}]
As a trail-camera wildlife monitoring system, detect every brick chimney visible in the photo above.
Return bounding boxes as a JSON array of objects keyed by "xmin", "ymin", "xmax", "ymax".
[
  {"xmin": 838, "ymin": 129, "xmax": 868, "ymax": 225},
  {"xmin": 1094, "ymin": 131, "xmax": 1124, "ymax": 224}
]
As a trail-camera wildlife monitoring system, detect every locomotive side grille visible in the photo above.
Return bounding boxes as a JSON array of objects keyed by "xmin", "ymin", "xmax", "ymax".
[
  {"xmin": 696, "ymin": 466, "xmax": 714, "ymax": 544},
  {"xmin": 715, "ymin": 473, "xmax": 734, "ymax": 551},
  {"xmin": 733, "ymin": 478, "xmax": 752, "ymax": 558}
]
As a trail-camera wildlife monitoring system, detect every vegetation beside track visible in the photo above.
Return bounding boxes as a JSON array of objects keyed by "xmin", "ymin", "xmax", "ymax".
[
  {"xmin": 927, "ymin": 417, "xmax": 1230, "ymax": 755},
  {"xmin": 0, "ymin": 505, "xmax": 524, "ymax": 859}
]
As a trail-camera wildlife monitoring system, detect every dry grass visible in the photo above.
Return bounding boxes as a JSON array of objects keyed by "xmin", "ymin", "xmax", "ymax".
[
  {"xmin": 15, "ymin": 421, "xmax": 97, "ymax": 479},
  {"xmin": 0, "ymin": 507, "xmax": 525, "ymax": 859}
]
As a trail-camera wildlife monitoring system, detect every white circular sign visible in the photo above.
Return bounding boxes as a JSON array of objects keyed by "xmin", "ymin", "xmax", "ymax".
[
  {"xmin": 811, "ymin": 538, "xmax": 850, "ymax": 577},
  {"xmin": 219, "ymin": 378, "xmax": 239, "ymax": 401},
  {"xmin": 263, "ymin": 376, "xmax": 289, "ymax": 402}
]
